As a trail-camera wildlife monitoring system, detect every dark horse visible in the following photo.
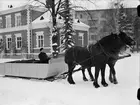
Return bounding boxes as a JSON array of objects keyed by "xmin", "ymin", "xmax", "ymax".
[{"xmin": 64, "ymin": 31, "xmax": 135, "ymax": 88}]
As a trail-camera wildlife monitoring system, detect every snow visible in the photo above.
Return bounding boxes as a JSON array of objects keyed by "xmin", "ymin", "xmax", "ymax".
[
  {"xmin": 32, "ymin": 12, "xmax": 90, "ymax": 29},
  {"xmin": 0, "ymin": 53, "xmax": 139, "ymax": 105}
]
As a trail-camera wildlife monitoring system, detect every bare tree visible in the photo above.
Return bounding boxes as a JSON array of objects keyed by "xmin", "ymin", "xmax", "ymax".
[
  {"xmin": 29, "ymin": 0, "xmax": 64, "ymax": 58},
  {"xmin": 29, "ymin": 0, "xmax": 96, "ymax": 57}
]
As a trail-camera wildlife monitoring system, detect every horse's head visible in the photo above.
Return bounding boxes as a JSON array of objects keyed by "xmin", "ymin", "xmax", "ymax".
[
  {"xmin": 118, "ymin": 31, "xmax": 136, "ymax": 48},
  {"xmin": 98, "ymin": 32, "xmax": 135, "ymax": 54}
]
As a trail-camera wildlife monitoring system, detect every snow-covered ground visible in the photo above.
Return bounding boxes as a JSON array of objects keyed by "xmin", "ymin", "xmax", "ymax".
[{"xmin": 0, "ymin": 53, "xmax": 139, "ymax": 105}]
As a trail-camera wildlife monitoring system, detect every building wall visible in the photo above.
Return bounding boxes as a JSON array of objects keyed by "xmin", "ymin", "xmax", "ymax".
[
  {"xmin": 0, "ymin": 6, "xmax": 47, "ymax": 58},
  {"xmin": 0, "ymin": 9, "xmax": 45, "ymax": 28},
  {"xmin": 0, "ymin": 30, "xmax": 27, "ymax": 53},
  {"xmin": 31, "ymin": 10, "xmax": 45, "ymax": 22},
  {"xmin": 74, "ymin": 30, "xmax": 88, "ymax": 47},
  {"xmin": 75, "ymin": 8, "xmax": 138, "ymax": 42},
  {"xmin": 32, "ymin": 27, "xmax": 51, "ymax": 54},
  {"xmin": 0, "ymin": 6, "xmax": 89, "ymax": 59},
  {"xmin": 31, "ymin": 27, "xmax": 89, "ymax": 54}
]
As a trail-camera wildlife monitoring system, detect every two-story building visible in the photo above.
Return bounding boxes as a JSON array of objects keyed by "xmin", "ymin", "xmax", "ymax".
[{"xmin": 0, "ymin": 5, "xmax": 90, "ymax": 59}]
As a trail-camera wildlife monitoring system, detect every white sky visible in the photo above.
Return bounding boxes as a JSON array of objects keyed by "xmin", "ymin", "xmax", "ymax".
[{"xmin": 0, "ymin": 0, "xmax": 140, "ymax": 11}]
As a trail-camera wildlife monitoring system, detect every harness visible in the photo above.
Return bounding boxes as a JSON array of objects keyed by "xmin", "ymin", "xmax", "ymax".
[
  {"xmin": 72, "ymin": 46, "xmax": 95, "ymax": 65},
  {"xmin": 97, "ymin": 41, "xmax": 119, "ymax": 59},
  {"xmin": 72, "ymin": 44, "xmax": 103, "ymax": 66},
  {"xmin": 73, "ymin": 37, "xmax": 130, "ymax": 65}
]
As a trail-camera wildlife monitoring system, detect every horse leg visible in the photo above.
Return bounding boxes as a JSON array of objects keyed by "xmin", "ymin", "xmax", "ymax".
[
  {"xmin": 93, "ymin": 66, "xmax": 100, "ymax": 88},
  {"xmin": 67, "ymin": 63, "xmax": 75, "ymax": 84},
  {"xmin": 81, "ymin": 67, "xmax": 88, "ymax": 81},
  {"xmin": 108, "ymin": 63, "xmax": 118, "ymax": 84},
  {"xmin": 109, "ymin": 68, "xmax": 114, "ymax": 83},
  {"xmin": 101, "ymin": 64, "xmax": 108, "ymax": 87},
  {"xmin": 87, "ymin": 67, "xmax": 94, "ymax": 81}
]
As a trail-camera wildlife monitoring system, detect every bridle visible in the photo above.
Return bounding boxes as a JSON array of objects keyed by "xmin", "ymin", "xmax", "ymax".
[{"xmin": 97, "ymin": 34, "xmax": 133, "ymax": 60}]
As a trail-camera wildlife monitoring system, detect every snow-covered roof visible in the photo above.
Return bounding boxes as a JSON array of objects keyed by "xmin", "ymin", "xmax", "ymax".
[
  {"xmin": 73, "ymin": 19, "xmax": 89, "ymax": 28},
  {"xmin": 32, "ymin": 12, "xmax": 51, "ymax": 24},
  {"xmin": 32, "ymin": 12, "xmax": 90, "ymax": 30},
  {"xmin": 0, "ymin": 5, "xmax": 46, "ymax": 15}
]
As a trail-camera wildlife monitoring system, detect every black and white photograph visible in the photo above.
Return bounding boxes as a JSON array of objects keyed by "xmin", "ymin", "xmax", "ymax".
[{"xmin": 0, "ymin": 0, "xmax": 140, "ymax": 105}]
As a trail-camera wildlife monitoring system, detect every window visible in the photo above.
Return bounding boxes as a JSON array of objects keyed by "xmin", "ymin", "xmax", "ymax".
[
  {"xmin": 15, "ymin": 13, "xmax": 21, "ymax": 26},
  {"xmin": 36, "ymin": 31, "xmax": 44, "ymax": 48},
  {"xmin": 91, "ymin": 35, "xmax": 100, "ymax": 41},
  {"xmin": 80, "ymin": 14, "xmax": 83, "ymax": 19},
  {"xmin": 0, "ymin": 35, "xmax": 3, "ymax": 43},
  {"xmin": 88, "ymin": 20, "xmax": 97, "ymax": 27},
  {"xmin": 0, "ymin": 17, "xmax": 3, "ymax": 28},
  {"xmin": 78, "ymin": 32, "xmax": 84, "ymax": 46},
  {"xmin": 6, "ymin": 35, "xmax": 12, "ymax": 49},
  {"xmin": 15, "ymin": 33, "xmax": 22, "ymax": 49},
  {"xmin": 6, "ymin": 15, "xmax": 11, "ymax": 28}
]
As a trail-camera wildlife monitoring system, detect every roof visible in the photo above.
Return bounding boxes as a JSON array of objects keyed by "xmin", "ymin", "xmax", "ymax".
[
  {"xmin": 32, "ymin": 12, "xmax": 90, "ymax": 29},
  {"xmin": 0, "ymin": 5, "xmax": 46, "ymax": 15},
  {"xmin": 73, "ymin": 19, "xmax": 89, "ymax": 28},
  {"xmin": 32, "ymin": 12, "xmax": 51, "ymax": 24}
]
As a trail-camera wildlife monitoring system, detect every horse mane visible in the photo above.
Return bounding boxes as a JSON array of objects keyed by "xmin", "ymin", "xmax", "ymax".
[{"xmin": 90, "ymin": 33, "xmax": 125, "ymax": 55}]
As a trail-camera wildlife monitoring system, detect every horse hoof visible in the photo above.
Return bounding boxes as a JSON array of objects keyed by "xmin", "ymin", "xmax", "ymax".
[
  {"xmin": 109, "ymin": 77, "xmax": 114, "ymax": 83},
  {"xmin": 110, "ymin": 80, "xmax": 114, "ymax": 83},
  {"xmin": 70, "ymin": 82, "xmax": 75, "ymax": 84},
  {"xmin": 90, "ymin": 78, "xmax": 95, "ymax": 81},
  {"xmin": 83, "ymin": 78, "xmax": 88, "ymax": 81},
  {"xmin": 113, "ymin": 81, "xmax": 118, "ymax": 84},
  {"xmin": 68, "ymin": 81, "xmax": 75, "ymax": 84},
  {"xmin": 103, "ymin": 83, "xmax": 108, "ymax": 87},
  {"xmin": 101, "ymin": 81, "xmax": 108, "ymax": 87},
  {"xmin": 67, "ymin": 79, "xmax": 75, "ymax": 84},
  {"xmin": 93, "ymin": 82, "xmax": 100, "ymax": 88}
]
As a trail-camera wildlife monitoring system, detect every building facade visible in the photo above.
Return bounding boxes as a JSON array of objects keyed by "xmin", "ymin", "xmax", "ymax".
[
  {"xmin": 0, "ymin": 5, "xmax": 90, "ymax": 59},
  {"xmin": 75, "ymin": 8, "xmax": 140, "ymax": 48}
]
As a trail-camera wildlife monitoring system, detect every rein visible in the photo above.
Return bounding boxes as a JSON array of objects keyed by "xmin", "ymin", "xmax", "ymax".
[
  {"xmin": 72, "ymin": 42, "xmax": 118, "ymax": 66},
  {"xmin": 72, "ymin": 44, "xmax": 103, "ymax": 65},
  {"xmin": 97, "ymin": 38, "xmax": 131, "ymax": 60},
  {"xmin": 97, "ymin": 41, "xmax": 119, "ymax": 59},
  {"xmin": 72, "ymin": 33, "xmax": 133, "ymax": 66},
  {"xmin": 72, "ymin": 47, "xmax": 95, "ymax": 65}
]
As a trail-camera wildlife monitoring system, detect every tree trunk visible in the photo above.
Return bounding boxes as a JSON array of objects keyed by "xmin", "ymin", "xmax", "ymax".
[{"xmin": 51, "ymin": 0, "xmax": 59, "ymax": 58}]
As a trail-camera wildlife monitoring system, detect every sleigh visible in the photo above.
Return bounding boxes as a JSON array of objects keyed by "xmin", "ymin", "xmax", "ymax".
[{"xmin": 0, "ymin": 56, "xmax": 68, "ymax": 80}]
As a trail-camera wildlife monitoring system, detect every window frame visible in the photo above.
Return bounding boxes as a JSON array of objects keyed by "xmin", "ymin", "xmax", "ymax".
[
  {"xmin": 0, "ymin": 17, "xmax": 3, "ymax": 28},
  {"xmin": 6, "ymin": 34, "xmax": 12, "ymax": 50},
  {"xmin": 15, "ymin": 13, "xmax": 21, "ymax": 27},
  {"xmin": 36, "ymin": 31, "xmax": 44, "ymax": 48},
  {"xmin": 6, "ymin": 15, "xmax": 11, "ymax": 28},
  {"xmin": 78, "ymin": 32, "xmax": 84, "ymax": 47},
  {"xmin": 0, "ymin": 35, "xmax": 3, "ymax": 42},
  {"xmin": 15, "ymin": 33, "xmax": 22, "ymax": 50}
]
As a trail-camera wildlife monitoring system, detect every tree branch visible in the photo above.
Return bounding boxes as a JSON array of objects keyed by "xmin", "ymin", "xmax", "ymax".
[
  {"xmin": 72, "ymin": 5, "xmax": 94, "ymax": 21},
  {"xmin": 55, "ymin": 0, "xmax": 62, "ymax": 17},
  {"xmin": 34, "ymin": 0, "xmax": 46, "ymax": 6}
]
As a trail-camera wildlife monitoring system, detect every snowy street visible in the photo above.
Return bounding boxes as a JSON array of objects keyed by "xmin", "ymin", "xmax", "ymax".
[{"xmin": 0, "ymin": 53, "xmax": 139, "ymax": 105}]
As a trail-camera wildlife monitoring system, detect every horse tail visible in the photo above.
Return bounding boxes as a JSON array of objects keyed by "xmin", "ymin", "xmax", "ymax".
[
  {"xmin": 64, "ymin": 48, "xmax": 70, "ymax": 64},
  {"xmin": 64, "ymin": 47, "xmax": 75, "ymax": 64}
]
